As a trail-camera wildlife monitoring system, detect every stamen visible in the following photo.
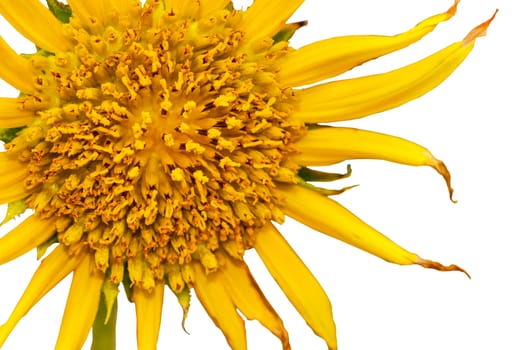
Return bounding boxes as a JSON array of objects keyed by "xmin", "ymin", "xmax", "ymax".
[{"xmin": 8, "ymin": 0, "xmax": 304, "ymax": 290}]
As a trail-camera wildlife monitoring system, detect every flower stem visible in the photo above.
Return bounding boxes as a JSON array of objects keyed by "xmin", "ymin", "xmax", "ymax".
[{"xmin": 91, "ymin": 293, "xmax": 117, "ymax": 350}]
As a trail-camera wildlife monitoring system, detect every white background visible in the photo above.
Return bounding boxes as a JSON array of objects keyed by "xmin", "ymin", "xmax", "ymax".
[{"xmin": 1, "ymin": 0, "xmax": 526, "ymax": 349}]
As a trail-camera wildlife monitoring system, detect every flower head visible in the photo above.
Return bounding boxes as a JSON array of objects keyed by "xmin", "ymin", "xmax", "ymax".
[{"xmin": 0, "ymin": 0, "xmax": 495, "ymax": 349}]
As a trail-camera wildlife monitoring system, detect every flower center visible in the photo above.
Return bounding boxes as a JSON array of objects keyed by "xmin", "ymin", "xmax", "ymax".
[{"xmin": 8, "ymin": 1, "xmax": 305, "ymax": 290}]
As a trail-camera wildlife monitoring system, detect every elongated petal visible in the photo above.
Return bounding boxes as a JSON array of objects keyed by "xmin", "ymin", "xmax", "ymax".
[
  {"xmin": 0, "ymin": 181, "xmax": 30, "ymax": 205},
  {"xmin": 240, "ymin": 0, "xmax": 304, "ymax": 40},
  {"xmin": 0, "ymin": 162, "xmax": 27, "ymax": 189},
  {"xmin": 0, "ymin": 37, "xmax": 35, "ymax": 93},
  {"xmin": 193, "ymin": 262, "xmax": 247, "ymax": 350},
  {"xmin": 219, "ymin": 253, "xmax": 290, "ymax": 349},
  {"xmin": 294, "ymin": 14, "xmax": 495, "ymax": 122},
  {"xmin": 0, "ymin": 246, "xmax": 83, "ymax": 347},
  {"xmin": 294, "ymin": 127, "xmax": 454, "ymax": 201},
  {"xmin": 200, "ymin": 0, "xmax": 231, "ymax": 17},
  {"xmin": 0, "ymin": 215, "xmax": 56, "ymax": 265},
  {"xmin": 109, "ymin": 0, "xmax": 140, "ymax": 18},
  {"xmin": 254, "ymin": 223, "xmax": 337, "ymax": 350},
  {"xmin": 68, "ymin": 0, "xmax": 108, "ymax": 27},
  {"xmin": 133, "ymin": 283, "xmax": 165, "ymax": 350},
  {"xmin": 0, "ymin": 98, "xmax": 35, "ymax": 128},
  {"xmin": 0, "ymin": 0, "xmax": 69, "ymax": 53},
  {"xmin": 279, "ymin": 1, "xmax": 458, "ymax": 87},
  {"xmin": 55, "ymin": 254, "xmax": 104, "ymax": 350},
  {"xmin": 165, "ymin": 0, "xmax": 200, "ymax": 17},
  {"xmin": 279, "ymin": 185, "xmax": 468, "ymax": 276}
]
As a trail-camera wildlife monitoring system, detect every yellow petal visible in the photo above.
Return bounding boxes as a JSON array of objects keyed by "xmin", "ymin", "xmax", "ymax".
[
  {"xmin": 193, "ymin": 262, "xmax": 247, "ymax": 350},
  {"xmin": 109, "ymin": 0, "xmax": 140, "ymax": 18},
  {"xmin": 0, "ymin": 0, "xmax": 69, "ymax": 53},
  {"xmin": 133, "ymin": 283, "xmax": 165, "ymax": 350},
  {"xmin": 0, "ymin": 181, "xmax": 29, "ymax": 205},
  {"xmin": 165, "ymin": 0, "xmax": 200, "ymax": 17},
  {"xmin": 278, "ymin": 1, "xmax": 459, "ymax": 87},
  {"xmin": 0, "ymin": 246, "xmax": 83, "ymax": 347},
  {"xmin": 0, "ymin": 215, "xmax": 56, "ymax": 265},
  {"xmin": 294, "ymin": 13, "xmax": 496, "ymax": 122},
  {"xmin": 0, "ymin": 157, "xmax": 27, "ymax": 189},
  {"xmin": 293, "ymin": 126, "xmax": 455, "ymax": 201},
  {"xmin": 200, "ymin": 0, "xmax": 231, "ymax": 17},
  {"xmin": 0, "ymin": 98, "xmax": 35, "ymax": 128},
  {"xmin": 68, "ymin": 0, "xmax": 108, "ymax": 27},
  {"xmin": 254, "ymin": 223, "xmax": 337, "ymax": 350},
  {"xmin": 219, "ymin": 252, "xmax": 290, "ymax": 349},
  {"xmin": 55, "ymin": 254, "xmax": 105, "ymax": 350},
  {"xmin": 0, "ymin": 36, "xmax": 35, "ymax": 93},
  {"xmin": 278, "ymin": 185, "xmax": 468, "ymax": 276},
  {"xmin": 240, "ymin": 0, "xmax": 304, "ymax": 40}
]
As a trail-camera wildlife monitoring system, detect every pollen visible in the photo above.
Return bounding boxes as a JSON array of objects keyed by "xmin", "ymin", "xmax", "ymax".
[{"xmin": 7, "ymin": 1, "xmax": 305, "ymax": 291}]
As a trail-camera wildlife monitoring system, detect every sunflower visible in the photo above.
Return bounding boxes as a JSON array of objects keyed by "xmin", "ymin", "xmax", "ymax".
[{"xmin": 0, "ymin": 0, "xmax": 495, "ymax": 349}]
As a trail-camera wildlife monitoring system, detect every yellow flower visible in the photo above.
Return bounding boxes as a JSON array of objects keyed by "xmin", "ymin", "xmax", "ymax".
[{"xmin": 0, "ymin": 0, "xmax": 495, "ymax": 349}]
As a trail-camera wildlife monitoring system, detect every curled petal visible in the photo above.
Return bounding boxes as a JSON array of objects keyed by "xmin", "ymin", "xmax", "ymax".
[
  {"xmin": 294, "ymin": 13, "xmax": 496, "ymax": 122},
  {"xmin": 293, "ymin": 126, "xmax": 455, "ymax": 201},
  {"xmin": 279, "ymin": 1, "xmax": 459, "ymax": 87},
  {"xmin": 279, "ymin": 184, "xmax": 467, "ymax": 276}
]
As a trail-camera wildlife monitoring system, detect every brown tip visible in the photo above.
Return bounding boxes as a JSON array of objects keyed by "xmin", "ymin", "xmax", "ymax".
[
  {"xmin": 417, "ymin": 258, "xmax": 471, "ymax": 279},
  {"xmin": 181, "ymin": 307, "xmax": 190, "ymax": 335},
  {"xmin": 432, "ymin": 159, "xmax": 457, "ymax": 203},
  {"xmin": 447, "ymin": 0, "xmax": 460, "ymax": 18},
  {"xmin": 463, "ymin": 9, "xmax": 499, "ymax": 46},
  {"xmin": 293, "ymin": 20, "xmax": 309, "ymax": 29}
]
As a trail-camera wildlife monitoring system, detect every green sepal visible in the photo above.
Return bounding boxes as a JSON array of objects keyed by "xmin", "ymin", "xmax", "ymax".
[
  {"xmin": 46, "ymin": 0, "xmax": 72, "ymax": 23},
  {"xmin": 298, "ymin": 164, "xmax": 352, "ymax": 182},
  {"xmin": 306, "ymin": 123, "xmax": 326, "ymax": 130},
  {"xmin": 172, "ymin": 285, "xmax": 191, "ymax": 334},
  {"xmin": 101, "ymin": 279, "xmax": 120, "ymax": 324},
  {"xmin": 36, "ymin": 234, "xmax": 58, "ymax": 260},
  {"xmin": 0, "ymin": 199, "xmax": 27, "ymax": 227},
  {"xmin": 122, "ymin": 265, "xmax": 134, "ymax": 302},
  {"xmin": 297, "ymin": 177, "xmax": 357, "ymax": 196},
  {"xmin": 21, "ymin": 49, "xmax": 53, "ymax": 59},
  {"xmin": 0, "ymin": 127, "xmax": 24, "ymax": 144},
  {"xmin": 91, "ymin": 281, "xmax": 118, "ymax": 350},
  {"xmin": 273, "ymin": 20, "xmax": 308, "ymax": 43}
]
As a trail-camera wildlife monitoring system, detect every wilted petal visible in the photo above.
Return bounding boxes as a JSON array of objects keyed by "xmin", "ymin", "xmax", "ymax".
[
  {"xmin": 294, "ymin": 13, "xmax": 496, "ymax": 122},
  {"xmin": 279, "ymin": 1, "xmax": 459, "ymax": 86},
  {"xmin": 294, "ymin": 126, "xmax": 455, "ymax": 201}
]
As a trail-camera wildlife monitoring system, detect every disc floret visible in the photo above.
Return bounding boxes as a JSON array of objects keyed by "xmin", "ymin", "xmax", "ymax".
[{"xmin": 8, "ymin": 2, "xmax": 305, "ymax": 291}]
